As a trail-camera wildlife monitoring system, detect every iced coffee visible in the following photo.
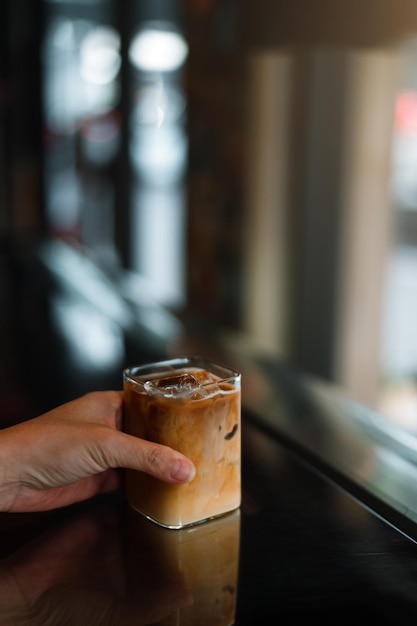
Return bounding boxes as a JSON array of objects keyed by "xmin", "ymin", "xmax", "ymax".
[{"xmin": 123, "ymin": 357, "xmax": 241, "ymax": 528}]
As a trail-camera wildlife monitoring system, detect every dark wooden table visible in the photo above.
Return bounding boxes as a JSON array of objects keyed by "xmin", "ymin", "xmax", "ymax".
[{"xmin": 1, "ymin": 405, "xmax": 417, "ymax": 625}]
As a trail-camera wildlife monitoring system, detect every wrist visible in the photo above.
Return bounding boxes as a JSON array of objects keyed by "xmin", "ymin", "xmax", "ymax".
[{"xmin": 0, "ymin": 428, "xmax": 20, "ymax": 512}]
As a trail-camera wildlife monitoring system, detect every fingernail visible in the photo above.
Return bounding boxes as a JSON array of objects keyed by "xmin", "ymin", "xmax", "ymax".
[{"xmin": 170, "ymin": 459, "xmax": 196, "ymax": 482}]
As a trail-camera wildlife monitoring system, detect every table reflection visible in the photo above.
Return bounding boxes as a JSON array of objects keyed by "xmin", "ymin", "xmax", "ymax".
[
  {"xmin": 126, "ymin": 508, "xmax": 241, "ymax": 626},
  {"xmin": 0, "ymin": 504, "xmax": 240, "ymax": 626}
]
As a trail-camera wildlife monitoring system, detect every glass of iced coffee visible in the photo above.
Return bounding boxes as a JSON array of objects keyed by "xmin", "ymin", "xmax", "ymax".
[{"xmin": 123, "ymin": 356, "xmax": 241, "ymax": 528}]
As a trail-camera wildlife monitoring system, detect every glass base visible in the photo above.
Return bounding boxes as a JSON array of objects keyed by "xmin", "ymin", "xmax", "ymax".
[{"xmin": 128, "ymin": 502, "xmax": 240, "ymax": 530}]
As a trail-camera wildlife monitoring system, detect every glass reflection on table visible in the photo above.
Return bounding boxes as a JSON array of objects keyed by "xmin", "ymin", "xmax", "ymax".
[
  {"xmin": 0, "ymin": 502, "xmax": 239, "ymax": 625},
  {"xmin": 126, "ymin": 508, "xmax": 241, "ymax": 626}
]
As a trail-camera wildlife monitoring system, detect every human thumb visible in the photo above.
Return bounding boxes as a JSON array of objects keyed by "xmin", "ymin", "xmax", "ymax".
[{"xmin": 101, "ymin": 430, "xmax": 196, "ymax": 484}]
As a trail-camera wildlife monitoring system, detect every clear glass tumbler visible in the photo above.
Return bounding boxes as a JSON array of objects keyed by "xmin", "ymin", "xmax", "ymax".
[{"xmin": 123, "ymin": 356, "xmax": 241, "ymax": 528}]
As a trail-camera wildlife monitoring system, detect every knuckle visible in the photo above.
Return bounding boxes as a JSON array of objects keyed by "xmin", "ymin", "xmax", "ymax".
[{"xmin": 145, "ymin": 444, "xmax": 167, "ymax": 473}]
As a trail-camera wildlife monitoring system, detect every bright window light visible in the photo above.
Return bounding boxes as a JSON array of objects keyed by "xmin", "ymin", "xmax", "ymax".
[
  {"xmin": 129, "ymin": 27, "xmax": 188, "ymax": 73},
  {"xmin": 80, "ymin": 26, "xmax": 121, "ymax": 85}
]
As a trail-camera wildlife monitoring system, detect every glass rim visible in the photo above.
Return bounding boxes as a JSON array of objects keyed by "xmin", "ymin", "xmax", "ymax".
[{"xmin": 123, "ymin": 355, "xmax": 241, "ymax": 389}]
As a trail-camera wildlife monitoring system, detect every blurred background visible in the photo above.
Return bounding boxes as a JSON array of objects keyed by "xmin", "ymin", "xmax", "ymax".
[{"xmin": 2, "ymin": 0, "xmax": 417, "ymax": 434}]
